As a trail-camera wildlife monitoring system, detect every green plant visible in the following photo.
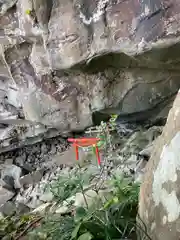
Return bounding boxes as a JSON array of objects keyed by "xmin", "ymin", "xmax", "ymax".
[
  {"xmin": 97, "ymin": 115, "xmax": 118, "ymax": 146},
  {"xmin": 49, "ymin": 167, "xmax": 91, "ymax": 207},
  {"xmin": 85, "ymin": 114, "xmax": 118, "ymax": 148},
  {"xmin": 28, "ymin": 169, "xmax": 148, "ymax": 240},
  {"xmin": 109, "ymin": 114, "xmax": 118, "ymax": 130}
]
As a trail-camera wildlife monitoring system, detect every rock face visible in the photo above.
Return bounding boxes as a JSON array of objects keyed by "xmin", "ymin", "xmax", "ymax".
[
  {"xmin": 139, "ymin": 90, "xmax": 180, "ymax": 240},
  {"xmin": 1, "ymin": 0, "xmax": 180, "ymax": 151}
]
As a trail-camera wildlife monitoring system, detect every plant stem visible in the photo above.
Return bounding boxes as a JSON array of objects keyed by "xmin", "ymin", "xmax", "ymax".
[
  {"xmin": 79, "ymin": 182, "xmax": 89, "ymax": 209},
  {"xmin": 77, "ymin": 164, "xmax": 89, "ymax": 209}
]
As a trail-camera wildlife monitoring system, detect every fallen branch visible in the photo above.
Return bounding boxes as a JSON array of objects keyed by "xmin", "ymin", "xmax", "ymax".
[{"xmin": 15, "ymin": 216, "xmax": 43, "ymax": 240}]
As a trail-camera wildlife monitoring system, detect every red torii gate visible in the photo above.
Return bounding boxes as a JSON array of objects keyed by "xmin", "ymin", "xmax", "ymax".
[{"xmin": 68, "ymin": 138, "xmax": 101, "ymax": 165}]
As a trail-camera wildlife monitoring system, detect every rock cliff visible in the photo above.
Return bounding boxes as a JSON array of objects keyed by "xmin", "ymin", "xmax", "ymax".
[{"xmin": 1, "ymin": 0, "xmax": 180, "ymax": 152}]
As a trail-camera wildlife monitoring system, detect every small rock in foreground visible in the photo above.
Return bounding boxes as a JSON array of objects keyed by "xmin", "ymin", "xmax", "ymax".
[{"xmin": 0, "ymin": 186, "xmax": 14, "ymax": 205}]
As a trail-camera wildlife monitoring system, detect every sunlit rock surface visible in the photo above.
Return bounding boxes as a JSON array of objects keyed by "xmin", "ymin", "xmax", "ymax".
[{"xmin": 139, "ymin": 91, "xmax": 180, "ymax": 240}]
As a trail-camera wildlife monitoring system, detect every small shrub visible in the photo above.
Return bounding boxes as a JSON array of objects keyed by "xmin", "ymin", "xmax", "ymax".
[
  {"xmin": 25, "ymin": 9, "xmax": 32, "ymax": 15},
  {"xmin": 29, "ymin": 171, "xmax": 146, "ymax": 240}
]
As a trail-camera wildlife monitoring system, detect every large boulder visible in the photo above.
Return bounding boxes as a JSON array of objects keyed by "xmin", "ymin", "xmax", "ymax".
[
  {"xmin": 1, "ymin": 0, "xmax": 180, "ymax": 151},
  {"xmin": 139, "ymin": 90, "xmax": 180, "ymax": 240}
]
